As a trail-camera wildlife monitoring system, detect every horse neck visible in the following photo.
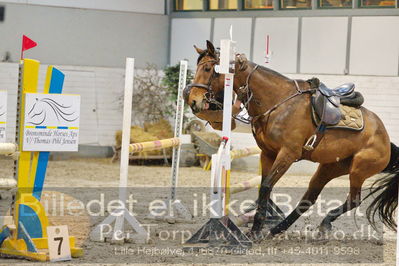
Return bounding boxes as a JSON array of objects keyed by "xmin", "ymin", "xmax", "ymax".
[{"xmin": 234, "ymin": 63, "xmax": 296, "ymax": 117}]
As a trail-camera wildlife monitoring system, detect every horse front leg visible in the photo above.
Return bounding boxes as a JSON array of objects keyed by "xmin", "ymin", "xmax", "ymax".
[{"xmin": 249, "ymin": 148, "xmax": 299, "ymax": 240}]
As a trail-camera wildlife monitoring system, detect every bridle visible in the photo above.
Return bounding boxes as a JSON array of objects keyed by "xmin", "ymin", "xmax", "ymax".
[
  {"xmin": 185, "ymin": 54, "xmax": 316, "ymax": 126},
  {"xmin": 184, "ymin": 58, "xmax": 224, "ymax": 111}
]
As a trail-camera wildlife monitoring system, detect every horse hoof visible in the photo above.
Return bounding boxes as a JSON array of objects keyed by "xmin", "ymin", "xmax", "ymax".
[
  {"xmin": 246, "ymin": 230, "xmax": 262, "ymax": 243},
  {"xmin": 318, "ymin": 222, "xmax": 332, "ymax": 233}
]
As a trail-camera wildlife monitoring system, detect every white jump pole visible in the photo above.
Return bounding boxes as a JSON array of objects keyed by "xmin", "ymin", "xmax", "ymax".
[
  {"xmin": 0, "ymin": 143, "xmax": 17, "ymax": 155},
  {"xmin": 210, "ymin": 59, "xmax": 233, "ymax": 218},
  {"xmin": 118, "ymin": 57, "xmax": 135, "ymax": 209},
  {"xmin": 208, "ymin": 38, "xmax": 235, "ymax": 219},
  {"xmin": 90, "ymin": 58, "xmax": 148, "ymax": 243},
  {"xmin": 170, "ymin": 60, "xmax": 187, "ymax": 201},
  {"xmin": 145, "ymin": 60, "xmax": 192, "ymax": 222},
  {"xmin": 168, "ymin": 60, "xmax": 192, "ymax": 220}
]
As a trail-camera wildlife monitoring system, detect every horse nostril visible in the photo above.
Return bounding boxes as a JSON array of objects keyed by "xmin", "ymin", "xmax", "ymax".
[{"xmin": 190, "ymin": 100, "xmax": 200, "ymax": 114}]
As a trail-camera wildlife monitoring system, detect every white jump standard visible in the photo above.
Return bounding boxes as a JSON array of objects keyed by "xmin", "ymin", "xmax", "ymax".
[
  {"xmin": 90, "ymin": 59, "xmax": 192, "ymax": 243},
  {"xmin": 90, "ymin": 58, "xmax": 148, "ymax": 243},
  {"xmin": 184, "ymin": 39, "xmax": 252, "ymax": 251}
]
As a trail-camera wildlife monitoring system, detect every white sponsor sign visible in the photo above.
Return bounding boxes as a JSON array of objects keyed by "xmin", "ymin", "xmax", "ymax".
[
  {"xmin": 23, "ymin": 93, "xmax": 80, "ymax": 152},
  {"xmin": 0, "ymin": 91, "xmax": 7, "ymax": 143}
]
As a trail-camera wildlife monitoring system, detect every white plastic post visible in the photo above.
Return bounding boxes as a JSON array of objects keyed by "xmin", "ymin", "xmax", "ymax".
[
  {"xmin": 90, "ymin": 58, "xmax": 148, "ymax": 243},
  {"xmin": 210, "ymin": 145, "xmax": 224, "ymax": 218},
  {"xmin": 118, "ymin": 58, "xmax": 135, "ymax": 205},
  {"xmin": 221, "ymin": 73, "xmax": 233, "ymax": 216},
  {"xmin": 165, "ymin": 60, "xmax": 192, "ymax": 221},
  {"xmin": 170, "ymin": 60, "xmax": 188, "ymax": 201},
  {"xmin": 219, "ymin": 39, "xmax": 235, "ymax": 217}
]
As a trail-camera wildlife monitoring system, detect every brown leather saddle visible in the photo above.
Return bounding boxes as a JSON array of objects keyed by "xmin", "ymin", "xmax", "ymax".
[
  {"xmin": 312, "ymin": 83, "xmax": 364, "ymax": 126},
  {"xmin": 309, "ymin": 78, "xmax": 364, "ymax": 126},
  {"xmin": 303, "ymin": 78, "xmax": 364, "ymax": 153}
]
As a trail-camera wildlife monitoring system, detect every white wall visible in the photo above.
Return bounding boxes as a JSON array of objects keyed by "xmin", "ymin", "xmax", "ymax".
[
  {"xmin": 0, "ymin": 3, "xmax": 168, "ymax": 68},
  {"xmin": 253, "ymin": 17, "xmax": 299, "ymax": 73},
  {"xmin": 170, "ymin": 18, "xmax": 212, "ymax": 68},
  {"xmin": 350, "ymin": 16, "xmax": 399, "ymax": 76},
  {"xmin": 300, "ymin": 17, "xmax": 348, "ymax": 75},
  {"xmin": 213, "ymin": 18, "xmax": 252, "ymax": 57},
  {"xmin": 0, "ymin": 0, "xmax": 164, "ymax": 14}
]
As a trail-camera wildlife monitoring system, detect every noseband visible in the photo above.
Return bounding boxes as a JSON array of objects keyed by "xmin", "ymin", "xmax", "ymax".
[{"xmin": 183, "ymin": 59, "xmax": 224, "ymax": 110}]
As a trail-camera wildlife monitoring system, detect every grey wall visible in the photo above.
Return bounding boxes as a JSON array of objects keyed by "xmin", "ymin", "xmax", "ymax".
[
  {"xmin": 0, "ymin": 3, "xmax": 169, "ymax": 68},
  {"xmin": 300, "ymin": 17, "xmax": 348, "ymax": 75},
  {"xmin": 0, "ymin": 0, "xmax": 165, "ymax": 14},
  {"xmin": 170, "ymin": 16, "xmax": 399, "ymax": 76},
  {"xmin": 170, "ymin": 18, "xmax": 212, "ymax": 67},
  {"xmin": 253, "ymin": 17, "xmax": 298, "ymax": 73},
  {"xmin": 350, "ymin": 16, "xmax": 399, "ymax": 76},
  {"xmin": 213, "ymin": 18, "xmax": 252, "ymax": 58}
]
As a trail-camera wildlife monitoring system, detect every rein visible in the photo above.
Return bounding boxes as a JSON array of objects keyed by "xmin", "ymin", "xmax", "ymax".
[
  {"xmin": 251, "ymin": 80, "xmax": 315, "ymax": 123},
  {"xmin": 186, "ymin": 55, "xmax": 315, "ymax": 124},
  {"xmin": 236, "ymin": 64, "xmax": 259, "ymax": 109},
  {"xmin": 234, "ymin": 65, "xmax": 315, "ymax": 126}
]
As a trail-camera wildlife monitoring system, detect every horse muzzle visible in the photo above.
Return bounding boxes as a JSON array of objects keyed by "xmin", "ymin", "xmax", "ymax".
[{"xmin": 184, "ymin": 83, "xmax": 211, "ymax": 113}]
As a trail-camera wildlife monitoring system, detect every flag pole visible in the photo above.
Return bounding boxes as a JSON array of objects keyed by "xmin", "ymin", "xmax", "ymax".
[
  {"xmin": 21, "ymin": 35, "xmax": 38, "ymax": 60},
  {"xmin": 20, "ymin": 38, "xmax": 24, "ymax": 60}
]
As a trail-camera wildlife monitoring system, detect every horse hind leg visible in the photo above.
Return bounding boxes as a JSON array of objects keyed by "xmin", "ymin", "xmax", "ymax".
[
  {"xmin": 270, "ymin": 159, "xmax": 351, "ymax": 235},
  {"xmin": 319, "ymin": 149, "xmax": 388, "ymax": 232}
]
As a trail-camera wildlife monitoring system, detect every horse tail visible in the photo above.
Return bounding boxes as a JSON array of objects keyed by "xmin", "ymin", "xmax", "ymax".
[{"xmin": 365, "ymin": 142, "xmax": 399, "ymax": 231}]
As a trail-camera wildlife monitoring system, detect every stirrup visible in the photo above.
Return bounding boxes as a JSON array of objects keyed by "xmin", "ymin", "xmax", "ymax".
[
  {"xmin": 304, "ymin": 134, "xmax": 317, "ymax": 151},
  {"xmin": 234, "ymin": 114, "xmax": 251, "ymax": 124}
]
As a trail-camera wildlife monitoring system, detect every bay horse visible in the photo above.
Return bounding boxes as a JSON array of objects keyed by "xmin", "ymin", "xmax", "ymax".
[{"xmin": 184, "ymin": 41, "xmax": 399, "ymax": 240}]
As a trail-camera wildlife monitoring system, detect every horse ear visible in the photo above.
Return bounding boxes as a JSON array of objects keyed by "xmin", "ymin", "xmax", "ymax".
[
  {"xmin": 194, "ymin": 45, "xmax": 204, "ymax": 54},
  {"xmin": 206, "ymin": 40, "xmax": 216, "ymax": 57}
]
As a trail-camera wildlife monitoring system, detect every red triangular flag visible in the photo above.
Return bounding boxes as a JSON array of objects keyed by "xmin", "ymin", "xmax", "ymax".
[
  {"xmin": 22, "ymin": 35, "xmax": 37, "ymax": 52},
  {"xmin": 21, "ymin": 35, "xmax": 37, "ymax": 59}
]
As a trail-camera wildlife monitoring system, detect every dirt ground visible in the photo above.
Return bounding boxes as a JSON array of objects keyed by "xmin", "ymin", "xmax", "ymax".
[{"xmin": 0, "ymin": 157, "xmax": 395, "ymax": 265}]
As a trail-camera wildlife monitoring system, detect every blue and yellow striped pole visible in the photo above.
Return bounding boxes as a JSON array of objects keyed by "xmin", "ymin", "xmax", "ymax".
[{"xmin": 0, "ymin": 59, "xmax": 82, "ymax": 261}]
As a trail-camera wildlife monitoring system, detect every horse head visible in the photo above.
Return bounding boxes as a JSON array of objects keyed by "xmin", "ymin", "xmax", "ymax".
[
  {"xmin": 184, "ymin": 40, "xmax": 249, "ymax": 129},
  {"xmin": 183, "ymin": 40, "xmax": 224, "ymax": 114}
]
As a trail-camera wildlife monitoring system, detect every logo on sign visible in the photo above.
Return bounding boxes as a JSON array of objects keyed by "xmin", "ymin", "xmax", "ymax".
[{"xmin": 26, "ymin": 97, "xmax": 79, "ymax": 126}]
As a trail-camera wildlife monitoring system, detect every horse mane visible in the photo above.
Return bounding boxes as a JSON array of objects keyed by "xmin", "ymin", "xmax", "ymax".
[{"xmin": 249, "ymin": 62, "xmax": 291, "ymax": 81}]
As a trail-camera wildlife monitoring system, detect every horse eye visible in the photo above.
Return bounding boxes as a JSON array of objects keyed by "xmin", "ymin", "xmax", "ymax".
[{"xmin": 204, "ymin": 67, "xmax": 211, "ymax": 72}]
